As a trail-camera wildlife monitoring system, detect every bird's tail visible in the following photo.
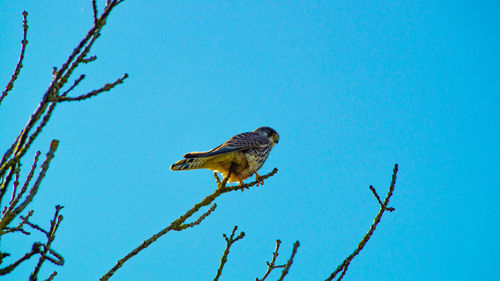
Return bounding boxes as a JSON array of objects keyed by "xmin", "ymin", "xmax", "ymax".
[{"xmin": 170, "ymin": 157, "xmax": 207, "ymax": 171}]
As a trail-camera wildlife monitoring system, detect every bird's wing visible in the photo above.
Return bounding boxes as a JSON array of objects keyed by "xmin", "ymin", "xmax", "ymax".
[{"xmin": 184, "ymin": 132, "xmax": 268, "ymax": 158}]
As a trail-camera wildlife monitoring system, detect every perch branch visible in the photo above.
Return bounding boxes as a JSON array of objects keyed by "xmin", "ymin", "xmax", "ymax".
[{"xmin": 100, "ymin": 168, "xmax": 278, "ymax": 281}]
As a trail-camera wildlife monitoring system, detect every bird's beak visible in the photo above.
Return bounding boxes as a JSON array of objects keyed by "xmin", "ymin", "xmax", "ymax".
[{"xmin": 274, "ymin": 136, "xmax": 279, "ymax": 144}]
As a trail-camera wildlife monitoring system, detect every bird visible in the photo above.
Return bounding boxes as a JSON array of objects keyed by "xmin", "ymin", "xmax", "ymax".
[{"xmin": 170, "ymin": 127, "xmax": 279, "ymax": 186}]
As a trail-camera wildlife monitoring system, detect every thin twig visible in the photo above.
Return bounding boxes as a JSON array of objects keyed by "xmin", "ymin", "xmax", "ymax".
[
  {"xmin": 369, "ymin": 185, "xmax": 395, "ymax": 212},
  {"xmin": 0, "ymin": 11, "xmax": 29, "ymax": 106},
  {"xmin": 277, "ymin": 241, "xmax": 300, "ymax": 281},
  {"xmin": 22, "ymin": 214, "xmax": 49, "ymax": 236},
  {"xmin": 213, "ymin": 225, "xmax": 245, "ymax": 281},
  {"xmin": 1, "ymin": 210, "xmax": 33, "ymax": 235},
  {"xmin": 0, "ymin": 141, "xmax": 59, "ymax": 231},
  {"xmin": 81, "ymin": 55, "xmax": 97, "ymax": 64},
  {"xmin": 44, "ymin": 271, "xmax": 57, "ymax": 281},
  {"xmin": 256, "ymin": 240, "xmax": 286, "ymax": 281},
  {"xmin": 60, "ymin": 74, "xmax": 85, "ymax": 97},
  {"xmin": 325, "ymin": 164, "xmax": 399, "ymax": 281},
  {"xmin": 30, "ymin": 205, "xmax": 64, "ymax": 280},
  {"xmin": 58, "ymin": 73, "xmax": 128, "ymax": 102},
  {"xmin": 213, "ymin": 172, "xmax": 221, "ymax": 185},
  {"xmin": 100, "ymin": 168, "xmax": 278, "ymax": 281},
  {"xmin": 10, "ymin": 162, "xmax": 21, "ymax": 203},
  {"xmin": 91, "ymin": 0, "xmax": 98, "ymax": 23},
  {"xmin": 175, "ymin": 203, "xmax": 217, "ymax": 231},
  {"xmin": 2, "ymin": 151, "xmax": 40, "ymax": 218},
  {"xmin": 0, "ymin": 243, "xmax": 42, "ymax": 275}
]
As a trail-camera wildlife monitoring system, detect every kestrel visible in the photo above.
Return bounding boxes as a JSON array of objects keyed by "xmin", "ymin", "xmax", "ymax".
[{"xmin": 170, "ymin": 127, "xmax": 279, "ymax": 185}]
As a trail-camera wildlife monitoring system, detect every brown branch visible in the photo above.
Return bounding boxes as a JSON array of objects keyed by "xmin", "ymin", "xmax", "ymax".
[
  {"xmin": 325, "ymin": 164, "xmax": 399, "ymax": 281},
  {"xmin": 213, "ymin": 225, "xmax": 245, "ymax": 281},
  {"xmin": 256, "ymin": 240, "xmax": 286, "ymax": 281},
  {"xmin": 0, "ymin": 0, "xmax": 125, "ymax": 179},
  {"xmin": 30, "ymin": 205, "xmax": 65, "ymax": 280},
  {"xmin": 1, "ymin": 210, "xmax": 33, "ymax": 235},
  {"xmin": 81, "ymin": 55, "xmax": 97, "ymax": 64},
  {"xmin": 0, "ymin": 100, "xmax": 57, "ymax": 201},
  {"xmin": 0, "ymin": 242, "xmax": 42, "ymax": 275},
  {"xmin": 277, "ymin": 241, "xmax": 300, "ymax": 281},
  {"xmin": 369, "ymin": 185, "xmax": 395, "ymax": 212},
  {"xmin": 0, "ymin": 141, "xmax": 59, "ymax": 231},
  {"xmin": 100, "ymin": 168, "xmax": 278, "ymax": 281},
  {"xmin": 0, "ymin": 11, "xmax": 29, "ymax": 106},
  {"xmin": 44, "ymin": 271, "xmax": 57, "ymax": 281},
  {"xmin": 3, "ymin": 151, "xmax": 40, "ymax": 218},
  {"xmin": 175, "ymin": 203, "xmax": 217, "ymax": 231},
  {"xmin": 91, "ymin": 0, "xmax": 98, "ymax": 23},
  {"xmin": 53, "ymin": 0, "xmax": 124, "ymax": 88},
  {"xmin": 22, "ymin": 213, "xmax": 49, "ymax": 236},
  {"xmin": 58, "ymin": 73, "xmax": 128, "ymax": 102},
  {"xmin": 10, "ymin": 162, "xmax": 20, "ymax": 203},
  {"xmin": 60, "ymin": 74, "xmax": 85, "ymax": 97}
]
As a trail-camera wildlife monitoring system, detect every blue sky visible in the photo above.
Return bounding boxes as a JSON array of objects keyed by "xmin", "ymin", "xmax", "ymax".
[{"xmin": 1, "ymin": 1, "xmax": 499, "ymax": 280}]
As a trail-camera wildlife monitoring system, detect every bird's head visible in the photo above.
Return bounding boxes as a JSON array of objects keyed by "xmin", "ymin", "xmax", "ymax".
[{"xmin": 254, "ymin": 127, "xmax": 279, "ymax": 145}]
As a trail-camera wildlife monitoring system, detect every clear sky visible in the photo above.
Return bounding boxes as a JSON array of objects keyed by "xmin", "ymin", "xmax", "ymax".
[{"xmin": 1, "ymin": 1, "xmax": 499, "ymax": 280}]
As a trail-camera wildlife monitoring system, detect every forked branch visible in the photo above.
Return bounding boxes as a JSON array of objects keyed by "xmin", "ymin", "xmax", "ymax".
[
  {"xmin": 213, "ymin": 225, "xmax": 246, "ymax": 281},
  {"xmin": 325, "ymin": 164, "xmax": 398, "ymax": 281},
  {"xmin": 256, "ymin": 240, "xmax": 286, "ymax": 281},
  {"xmin": 277, "ymin": 241, "xmax": 300, "ymax": 281}
]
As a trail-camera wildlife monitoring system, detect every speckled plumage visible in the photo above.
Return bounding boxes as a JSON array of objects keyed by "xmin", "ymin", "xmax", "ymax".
[{"xmin": 170, "ymin": 127, "xmax": 279, "ymax": 184}]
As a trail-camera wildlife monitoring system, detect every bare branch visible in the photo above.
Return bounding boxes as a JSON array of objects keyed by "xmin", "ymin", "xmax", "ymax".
[
  {"xmin": 256, "ymin": 240, "xmax": 286, "ymax": 281},
  {"xmin": 10, "ymin": 162, "xmax": 20, "ymax": 203},
  {"xmin": 1, "ymin": 210, "xmax": 33, "ymax": 235},
  {"xmin": 370, "ymin": 185, "xmax": 395, "ymax": 212},
  {"xmin": 44, "ymin": 271, "xmax": 57, "ymax": 281},
  {"xmin": 91, "ymin": 0, "xmax": 98, "ymax": 23},
  {"xmin": 58, "ymin": 73, "xmax": 128, "ymax": 102},
  {"xmin": 30, "ymin": 205, "xmax": 65, "ymax": 280},
  {"xmin": 100, "ymin": 168, "xmax": 278, "ymax": 281},
  {"xmin": 0, "ymin": 101, "xmax": 57, "ymax": 200},
  {"xmin": 61, "ymin": 74, "xmax": 85, "ymax": 97},
  {"xmin": 81, "ymin": 55, "xmax": 97, "ymax": 64},
  {"xmin": 213, "ymin": 225, "xmax": 245, "ymax": 281},
  {"xmin": 0, "ymin": 11, "xmax": 29, "ymax": 106},
  {"xmin": 0, "ymin": 141, "xmax": 59, "ymax": 231},
  {"xmin": 3, "ymin": 151, "xmax": 40, "ymax": 218},
  {"xmin": 22, "ymin": 213, "xmax": 49, "ymax": 236},
  {"xmin": 213, "ymin": 172, "xmax": 221, "ymax": 185},
  {"xmin": 0, "ymin": 243, "xmax": 42, "ymax": 275},
  {"xmin": 0, "ymin": 0, "xmax": 125, "ymax": 179},
  {"xmin": 277, "ymin": 241, "xmax": 300, "ymax": 281},
  {"xmin": 325, "ymin": 164, "xmax": 399, "ymax": 281},
  {"xmin": 175, "ymin": 203, "xmax": 217, "ymax": 231}
]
